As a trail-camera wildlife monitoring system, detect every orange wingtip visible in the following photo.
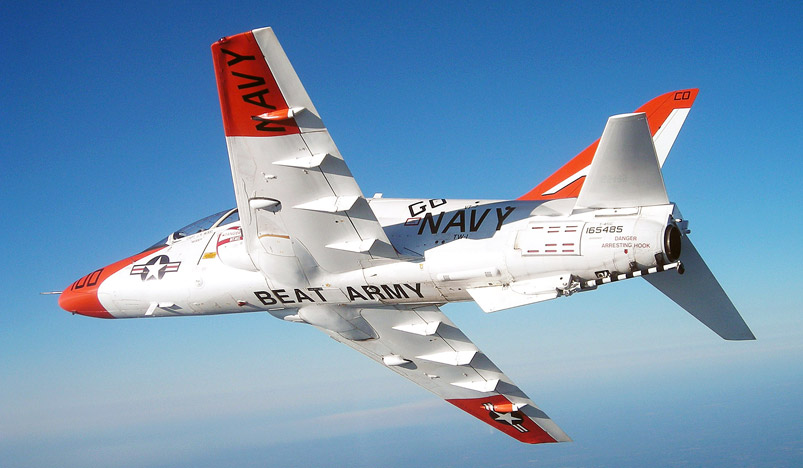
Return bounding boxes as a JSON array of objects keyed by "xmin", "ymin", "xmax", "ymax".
[
  {"xmin": 212, "ymin": 32, "xmax": 301, "ymax": 137},
  {"xmin": 447, "ymin": 395, "xmax": 558, "ymax": 444},
  {"xmin": 518, "ymin": 89, "xmax": 698, "ymax": 201}
]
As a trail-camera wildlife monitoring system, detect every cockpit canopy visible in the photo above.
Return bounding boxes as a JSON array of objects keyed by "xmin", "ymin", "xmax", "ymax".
[{"xmin": 146, "ymin": 208, "xmax": 239, "ymax": 250}]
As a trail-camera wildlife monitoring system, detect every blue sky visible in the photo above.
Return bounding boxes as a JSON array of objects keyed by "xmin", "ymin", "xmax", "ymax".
[{"xmin": 2, "ymin": 1, "xmax": 801, "ymax": 467}]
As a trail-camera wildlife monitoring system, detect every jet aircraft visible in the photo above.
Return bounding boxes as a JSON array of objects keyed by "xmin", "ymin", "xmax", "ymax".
[{"xmin": 58, "ymin": 27, "xmax": 754, "ymax": 444}]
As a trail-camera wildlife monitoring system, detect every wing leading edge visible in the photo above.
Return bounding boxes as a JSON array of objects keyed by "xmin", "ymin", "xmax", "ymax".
[{"xmin": 309, "ymin": 303, "xmax": 570, "ymax": 444}]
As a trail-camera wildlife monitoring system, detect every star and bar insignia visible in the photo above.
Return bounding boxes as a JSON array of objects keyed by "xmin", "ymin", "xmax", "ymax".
[
  {"xmin": 483, "ymin": 402, "xmax": 529, "ymax": 433},
  {"xmin": 130, "ymin": 255, "xmax": 181, "ymax": 281}
]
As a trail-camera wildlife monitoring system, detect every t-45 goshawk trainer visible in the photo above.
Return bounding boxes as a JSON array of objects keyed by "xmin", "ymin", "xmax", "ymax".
[{"xmin": 58, "ymin": 27, "xmax": 754, "ymax": 444}]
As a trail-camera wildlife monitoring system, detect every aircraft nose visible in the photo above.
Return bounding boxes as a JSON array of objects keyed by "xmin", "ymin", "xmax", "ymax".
[
  {"xmin": 59, "ymin": 269, "xmax": 114, "ymax": 319},
  {"xmin": 58, "ymin": 249, "xmax": 161, "ymax": 319}
]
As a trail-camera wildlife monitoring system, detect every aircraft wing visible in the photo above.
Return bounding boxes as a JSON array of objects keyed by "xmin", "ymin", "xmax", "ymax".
[
  {"xmin": 212, "ymin": 28, "xmax": 397, "ymax": 276},
  {"xmin": 302, "ymin": 303, "xmax": 571, "ymax": 444}
]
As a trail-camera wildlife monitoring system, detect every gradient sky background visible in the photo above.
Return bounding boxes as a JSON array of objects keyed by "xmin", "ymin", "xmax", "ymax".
[{"xmin": 2, "ymin": 1, "xmax": 801, "ymax": 467}]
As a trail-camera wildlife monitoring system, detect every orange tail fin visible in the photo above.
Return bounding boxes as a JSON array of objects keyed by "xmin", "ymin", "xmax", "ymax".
[{"xmin": 518, "ymin": 89, "xmax": 698, "ymax": 201}]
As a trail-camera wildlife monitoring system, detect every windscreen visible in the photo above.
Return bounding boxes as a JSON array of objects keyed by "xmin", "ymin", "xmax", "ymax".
[{"xmin": 145, "ymin": 208, "xmax": 235, "ymax": 251}]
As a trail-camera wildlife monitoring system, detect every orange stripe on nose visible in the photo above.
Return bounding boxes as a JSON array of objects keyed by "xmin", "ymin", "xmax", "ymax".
[{"xmin": 59, "ymin": 248, "xmax": 161, "ymax": 319}]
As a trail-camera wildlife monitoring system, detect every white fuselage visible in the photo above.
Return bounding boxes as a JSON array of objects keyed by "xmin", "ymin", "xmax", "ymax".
[{"xmin": 94, "ymin": 198, "xmax": 680, "ymax": 319}]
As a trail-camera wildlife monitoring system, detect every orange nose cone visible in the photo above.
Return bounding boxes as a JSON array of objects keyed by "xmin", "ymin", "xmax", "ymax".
[
  {"xmin": 59, "ymin": 269, "xmax": 115, "ymax": 319},
  {"xmin": 59, "ymin": 249, "xmax": 161, "ymax": 319}
]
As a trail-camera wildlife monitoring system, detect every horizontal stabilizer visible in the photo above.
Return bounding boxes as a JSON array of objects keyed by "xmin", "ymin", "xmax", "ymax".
[
  {"xmin": 519, "ymin": 89, "xmax": 698, "ymax": 201},
  {"xmin": 575, "ymin": 113, "xmax": 669, "ymax": 209},
  {"xmin": 645, "ymin": 236, "xmax": 755, "ymax": 340}
]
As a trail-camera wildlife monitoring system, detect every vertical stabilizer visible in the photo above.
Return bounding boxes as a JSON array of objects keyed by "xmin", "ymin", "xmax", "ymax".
[{"xmin": 519, "ymin": 89, "xmax": 698, "ymax": 201}]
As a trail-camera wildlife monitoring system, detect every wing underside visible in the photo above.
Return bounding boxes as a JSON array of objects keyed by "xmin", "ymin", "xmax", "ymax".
[
  {"xmin": 308, "ymin": 303, "xmax": 570, "ymax": 444},
  {"xmin": 213, "ymin": 28, "xmax": 569, "ymax": 443},
  {"xmin": 212, "ymin": 28, "xmax": 397, "ymax": 278}
]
